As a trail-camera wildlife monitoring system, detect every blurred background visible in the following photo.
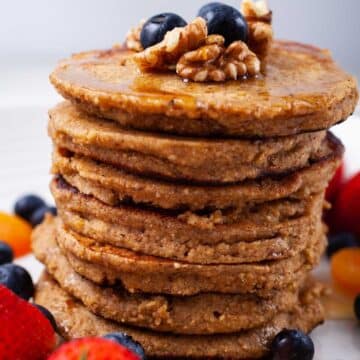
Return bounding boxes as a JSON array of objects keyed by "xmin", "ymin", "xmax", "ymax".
[{"xmin": 1, "ymin": 0, "xmax": 360, "ymax": 106}]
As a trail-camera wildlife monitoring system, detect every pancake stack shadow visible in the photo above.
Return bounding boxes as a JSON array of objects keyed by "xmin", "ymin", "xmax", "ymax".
[{"xmin": 32, "ymin": 42, "xmax": 358, "ymax": 359}]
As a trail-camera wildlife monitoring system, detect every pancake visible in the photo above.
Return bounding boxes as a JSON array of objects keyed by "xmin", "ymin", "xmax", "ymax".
[
  {"xmin": 49, "ymin": 41, "xmax": 358, "ymax": 138},
  {"xmin": 43, "ymin": 217, "xmax": 326, "ymax": 296},
  {"xmin": 49, "ymin": 103, "xmax": 339, "ymax": 184},
  {"xmin": 35, "ymin": 272, "xmax": 325, "ymax": 359},
  {"xmin": 52, "ymin": 140, "xmax": 342, "ymax": 210},
  {"xmin": 52, "ymin": 177, "xmax": 324, "ymax": 264},
  {"xmin": 49, "ymin": 103, "xmax": 331, "ymax": 183},
  {"xmin": 59, "ymin": 208, "xmax": 323, "ymax": 266},
  {"xmin": 32, "ymin": 224, "xmax": 302, "ymax": 334}
]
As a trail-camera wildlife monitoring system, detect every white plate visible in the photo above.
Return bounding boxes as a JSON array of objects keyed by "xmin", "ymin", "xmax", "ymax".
[{"xmin": 1, "ymin": 105, "xmax": 360, "ymax": 360}]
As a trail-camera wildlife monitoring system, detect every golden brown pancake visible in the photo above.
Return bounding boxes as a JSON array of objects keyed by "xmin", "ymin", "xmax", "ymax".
[
  {"xmin": 50, "ymin": 41, "xmax": 358, "ymax": 137},
  {"xmin": 35, "ymin": 272, "xmax": 325, "ymax": 359},
  {"xmin": 49, "ymin": 102, "xmax": 335, "ymax": 183},
  {"xmin": 38, "ymin": 217, "xmax": 326, "ymax": 296},
  {"xmin": 51, "ymin": 177, "xmax": 324, "ymax": 265},
  {"xmin": 33, "ymin": 224, "xmax": 303, "ymax": 334},
  {"xmin": 51, "ymin": 136, "xmax": 342, "ymax": 210}
]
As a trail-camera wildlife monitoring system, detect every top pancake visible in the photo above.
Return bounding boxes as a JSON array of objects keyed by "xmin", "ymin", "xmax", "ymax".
[{"xmin": 50, "ymin": 41, "xmax": 358, "ymax": 137}]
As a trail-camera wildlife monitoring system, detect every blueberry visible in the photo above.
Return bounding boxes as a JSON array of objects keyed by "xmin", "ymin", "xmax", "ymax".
[
  {"xmin": 104, "ymin": 333, "xmax": 146, "ymax": 359},
  {"xmin": 0, "ymin": 263, "xmax": 34, "ymax": 300},
  {"xmin": 14, "ymin": 194, "xmax": 46, "ymax": 222},
  {"xmin": 326, "ymin": 232, "xmax": 358, "ymax": 258},
  {"xmin": 33, "ymin": 304, "xmax": 57, "ymax": 331},
  {"xmin": 140, "ymin": 13, "xmax": 187, "ymax": 49},
  {"xmin": 198, "ymin": 3, "xmax": 248, "ymax": 45},
  {"xmin": 271, "ymin": 329, "xmax": 314, "ymax": 360},
  {"xmin": 29, "ymin": 206, "xmax": 57, "ymax": 227},
  {"xmin": 0, "ymin": 241, "xmax": 14, "ymax": 265},
  {"xmin": 354, "ymin": 294, "xmax": 360, "ymax": 321}
]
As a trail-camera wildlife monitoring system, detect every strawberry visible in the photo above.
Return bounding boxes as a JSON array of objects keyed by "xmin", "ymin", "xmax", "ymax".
[
  {"xmin": 48, "ymin": 338, "xmax": 140, "ymax": 360},
  {"xmin": 326, "ymin": 162, "xmax": 345, "ymax": 203},
  {"xmin": 332, "ymin": 172, "xmax": 360, "ymax": 237},
  {"xmin": 0, "ymin": 285, "xmax": 56, "ymax": 360}
]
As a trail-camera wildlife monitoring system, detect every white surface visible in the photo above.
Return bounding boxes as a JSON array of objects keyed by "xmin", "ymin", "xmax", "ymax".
[{"xmin": 1, "ymin": 90, "xmax": 359, "ymax": 359}]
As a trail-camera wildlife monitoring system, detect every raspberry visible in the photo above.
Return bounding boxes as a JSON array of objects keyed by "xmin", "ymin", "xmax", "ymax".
[
  {"xmin": 48, "ymin": 338, "xmax": 140, "ymax": 360},
  {"xmin": 332, "ymin": 172, "xmax": 360, "ymax": 237},
  {"xmin": 0, "ymin": 285, "xmax": 56, "ymax": 360},
  {"xmin": 325, "ymin": 163, "xmax": 344, "ymax": 203}
]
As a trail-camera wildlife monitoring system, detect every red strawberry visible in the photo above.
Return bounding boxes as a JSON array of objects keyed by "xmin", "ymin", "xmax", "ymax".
[
  {"xmin": 332, "ymin": 172, "xmax": 360, "ymax": 237},
  {"xmin": 0, "ymin": 285, "xmax": 56, "ymax": 360},
  {"xmin": 48, "ymin": 338, "xmax": 140, "ymax": 360},
  {"xmin": 326, "ymin": 162, "xmax": 345, "ymax": 203}
]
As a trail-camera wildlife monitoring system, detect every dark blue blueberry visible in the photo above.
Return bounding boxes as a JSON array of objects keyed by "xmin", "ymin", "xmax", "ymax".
[
  {"xmin": 198, "ymin": 2, "xmax": 248, "ymax": 45},
  {"xmin": 197, "ymin": 2, "xmax": 223, "ymax": 15},
  {"xmin": 271, "ymin": 329, "xmax": 314, "ymax": 360},
  {"xmin": 354, "ymin": 294, "xmax": 360, "ymax": 321},
  {"xmin": 0, "ymin": 263, "xmax": 34, "ymax": 300},
  {"xmin": 104, "ymin": 332, "xmax": 146, "ymax": 359},
  {"xmin": 0, "ymin": 241, "xmax": 14, "ymax": 265},
  {"xmin": 29, "ymin": 206, "xmax": 57, "ymax": 227},
  {"xmin": 326, "ymin": 232, "xmax": 358, "ymax": 258},
  {"xmin": 140, "ymin": 13, "xmax": 187, "ymax": 49},
  {"xmin": 14, "ymin": 194, "xmax": 46, "ymax": 222},
  {"xmin": 33, "ymin": 304, "xmax": 57, "ymax": 331}
]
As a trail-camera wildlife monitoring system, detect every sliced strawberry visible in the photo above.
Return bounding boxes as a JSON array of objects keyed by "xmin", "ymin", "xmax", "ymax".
[
  {"xmin": 48, "ymin": 338, "xmax": 140, "ymax": 360},
  {"xmin": 0, "ymin": 285, "xmax": 56, "ymax": 360},
  {"xmin": 332, "ymin": 172, "xmax": 360, "ymax": 237}
]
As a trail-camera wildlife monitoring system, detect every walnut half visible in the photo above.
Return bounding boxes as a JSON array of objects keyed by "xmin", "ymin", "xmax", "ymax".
[
  {"xmin": 133, "ymin": 17, "xmax": 208, "ymax": 71},
  {"xmin": 125, "ymin": 20, "xmax": 145, "ymax": 52},
  {"xmin": 176, "ymin": 35, "xmax": 226, "ymax": 82},
  {"xmin": 242, "ymin": 0, "xmax": 270, "ymax": 18},
  {"xmin": 176, "ymin": 38, "xmax": 260, "ymax": 82},
  {"xmin": 241, "ymin": 0, "xmax": 273, "ymax": 64}
]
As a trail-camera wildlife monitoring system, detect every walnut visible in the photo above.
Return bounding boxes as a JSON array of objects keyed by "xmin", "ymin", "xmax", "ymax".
[
  {"xmin": 241, "ymin": 0, "xmax": 273, "ymax": 64},
  {"xmin": 247, "ymin": 21, "xmax": 273, "ymax": 63},
  {"xmin": 176, "ymin": 39, "xmax": 260, "ymax": 82},
  {"xmin": 176, "ymin": 36, "xmax": 226, "ymax": 82},
  {"xmin": 125, "ymin": 20, "xmax": 145, "ymax": 52},
  {"xmin": 134, "ymin": 17, "xmax": 208, "ymax": 71},
  {"xmin": 205, "ymin": 34, "xmax": 225, "ymax": 46},
  {"xmin": 221, "ymin": 41, "xmax": 261, "ymax": 78},
  {"xmin": 241, "ymin": 0, "xmax": 270, "ymax": 19}
]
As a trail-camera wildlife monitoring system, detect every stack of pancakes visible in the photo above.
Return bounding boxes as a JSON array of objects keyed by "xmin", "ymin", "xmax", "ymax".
[{"xmin": 33, "ymin": 41, "xmax": 358, "ymax": 359}]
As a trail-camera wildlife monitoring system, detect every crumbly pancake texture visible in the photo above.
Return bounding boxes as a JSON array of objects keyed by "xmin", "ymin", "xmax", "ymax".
[
  {"xmin": 51, "ymin": 133, "xmax": 342, "ymax": 210},
  {"xmin": 38, "ymin": 217, "xmax": 325, "ymax": 296},
  {"xmin": 50, "ymin": 42, "xmax": 358, "ymax": 137},
  {"xmin": 49, "ymin": 102, "xmax": 335, "ymax": 183},
  {"xmin": 35, "ymin": 272, "xmax": 325, "ymax": 359},
  {"xmin": 32, "ymin": 222, "xmax": 303, "ymax": 335},
  {"xmin": 51, "ymin": 177, "xmax": 325, "ymax": 264}
]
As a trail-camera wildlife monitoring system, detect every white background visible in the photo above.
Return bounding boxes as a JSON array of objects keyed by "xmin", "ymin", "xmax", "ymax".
[
  {"xmin": 1, "ymin": 0, "xmax": 360, "ymax": 77},
  {"xmin": 0, "ymin": 1, "xmax": 359, "ymax": 359}
]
